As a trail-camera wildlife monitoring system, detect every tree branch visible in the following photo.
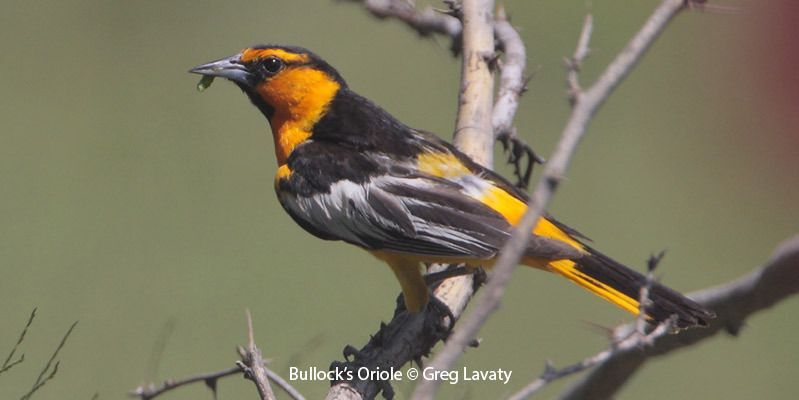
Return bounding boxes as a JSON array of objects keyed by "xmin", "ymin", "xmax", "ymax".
[
  {"xmin": 491, "ymin": 7, "xmax": 526, "ymax": 142},
  {"xmin": 452, "ymin": 0, "xmax": 495, "ymax": 166},
  {"xmin": 326, "ymin": 1, "xmax": 499, "ymax": 399},
  {"xmin": 1, "ymin": 308, "xmax": 36, "ymax": 376},
  {"xmin": 509, "ymin": 318, "xmax": 676, "ymax": 400},
  {"xmin": 507, "ymin": 253, "xmax": 669, "ymax": 400},
  {"xmin": 20, "ymin": 320, "xmax": 78, "ymax": 400},
  {"xmin": 558, "ymin": 235, "xmax": 799, "ymax": 400},
  {"xmin": 343, "ymin": 0, "xmax": 462, "ymax": 53},
  {"xmin": 493, "ymin": 7, "xmax": 541, "ymax": 188},
  {"xmin": 344, "ymin": 0, "xmax": 539, "ymax": 188},
  {"xmin": 131, "ymin": 364, "xmax": 304, "ymax": 400},
  {"xmin": 132, "ymin": 366, "xmax": 242, "ymax": 400},
  {"xmin": 236, "ymin": 310, "xmax": 275, "ymax": 400},
  {"xmin": 131, "ymin": 311, "xmax": 304, "ymax": 400},
  {"xmin": 566, "ymin": 14, "xmax": 593, "ymax": 105},
  {"xmin": 416, "ymin": 1, "xmax": 692, "ymax": 397}
]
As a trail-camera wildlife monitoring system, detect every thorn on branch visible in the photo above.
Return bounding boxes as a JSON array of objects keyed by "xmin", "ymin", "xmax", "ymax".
[
  {"xmin": 203, "ymin": 377, "xmax": 218, "ymax": 399},
  {"xmin": 567, "ymin": 14, "xmax": 594, "ymax": 106},
  {"xmin": 486, "ymin": 51, "xmax": 501, "ymax": 71},
  {"xmin": 635, "ymin": 251, "xmax": 666, "ymax": 340}
]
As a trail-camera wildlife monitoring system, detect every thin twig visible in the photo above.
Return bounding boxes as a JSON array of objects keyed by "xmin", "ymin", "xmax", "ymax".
[
  {"xmin": 346, "ymin": 0, "xmax": 538, "ymax": 188},
  {"xmin": 635, "ymin": 252, "xmax": 665, "ymax": 336},
  {"xmin": 492, "ymin": 6, "xmax": 526, "ymax": 141},
  {"xmin": 558, "ymin": 235, "xmax": 799, "ymax": 400},
  {"xmin": 416, "ymin": 1, "xmax": 692, "ymax": 398},
  {"xmin": 236, "ymin": 310, "xmax": 276, "ymax": 400},
  {"xmin": 131, "ymin": 364, "xmax": 305, "ymax": 400},
  {"xmin": 19, "ymin": 320, "xmax": 78, "ymax": 400},
  {"xmin": 131, "ymin": 311, "xmax": 302, "ymax": 400},
  {"xmin": 131, "ymin": 366, "xmax": 241, "ymax": 400},
  {"xmin": 508, "ymin": 317, "xmax": 676, "ymax": 400},
  {"xmin": 566, "ymin": 14, "xmax": 593, "ymax": 105},
  {"xmin": 508, "ymin": 253, "xmax": 667, "ymax": 400},
  {"xmin": 493, "ymin": 6, "xmax": 541, "ymax": 188},
  {"xmin": 344, "ymin": 0, "xmax": 462, "ymax": 52},
  {"xmin": 264, "ymin": 367, "xmax": 307, "ymax": 400},
  {"xmin": 1, "ymin": 308, "xmax": 37, "ymax": 375}
]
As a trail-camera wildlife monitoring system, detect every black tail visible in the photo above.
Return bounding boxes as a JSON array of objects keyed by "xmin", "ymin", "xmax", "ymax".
[{"xmin": 548, "ymin": 248, "xmax": 715, "ymax": 329}]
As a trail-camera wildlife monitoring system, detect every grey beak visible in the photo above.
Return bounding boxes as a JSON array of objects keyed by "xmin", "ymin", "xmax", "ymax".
[{"xmin": 189, "ymin": 54, "xmax": 252, "ymax": 86}]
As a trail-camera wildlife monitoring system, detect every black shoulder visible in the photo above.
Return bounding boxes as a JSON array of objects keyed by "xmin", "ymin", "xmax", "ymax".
[
  {"xmin": 311, "ymin": 89, "xmax": 421, "ymax": 158},
  {"xmin": 279, "ymin": 141, "xmax": 385, "ymax": 197}
]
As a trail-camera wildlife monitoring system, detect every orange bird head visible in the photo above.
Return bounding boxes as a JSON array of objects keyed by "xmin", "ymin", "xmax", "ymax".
[{"xmin": 190, "ymin": 45, "xmax": 346, "ymax": 164}]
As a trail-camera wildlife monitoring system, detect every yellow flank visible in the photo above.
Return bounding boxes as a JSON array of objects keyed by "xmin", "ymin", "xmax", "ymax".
[
  {"xmin": 240, "ymin": 48, "xmax": 311, "ymax": 64},
  {"xmin": 274, "ymin": 164, "xmax": 292, "ymax": 192},
  {"xmin": 275, "ymin": 164, "xmax": 292, "ymax": 180},
  {"xmin": 371, "ymin": 250, "xmax": 429, "ymax": 313},
  {"xmin": 478, "ymin": 185, "xmax": 585, "ymax": 251},
  {"xmin": 477, "ymin": 183, "xmax": 643, "ymax": 317},
  {"xmin": 257, "ymin": 66, "xmax": 341, "ymax": 165},
  {"xmin": 547, "ymin": 259, "xmax": 641, "ymax": 316},
  {"xmin": 416, "ymin": 152, "xmax": 471, "ymax": 178}
]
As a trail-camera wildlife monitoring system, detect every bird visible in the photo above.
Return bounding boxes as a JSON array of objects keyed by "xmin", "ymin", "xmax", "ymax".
[{"xmin": 190, "ymin": 45, "xmax": 714, "ymax": 329}]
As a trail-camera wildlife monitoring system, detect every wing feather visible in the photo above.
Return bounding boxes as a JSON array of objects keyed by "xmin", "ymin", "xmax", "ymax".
[{"xmin": 280, "ymin": 167, "xmax": 580, "ymax": 260}]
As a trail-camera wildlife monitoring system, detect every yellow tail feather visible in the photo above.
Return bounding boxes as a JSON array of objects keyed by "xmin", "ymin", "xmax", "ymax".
[{"xmin": 544, "ymin": 259, "xmax": 641, "ymax": 316}]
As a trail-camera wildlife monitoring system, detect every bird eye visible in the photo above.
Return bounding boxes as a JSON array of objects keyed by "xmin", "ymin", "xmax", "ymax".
[{"xmin": 262, "ymin": 56, "xmax": 283, "ymax": 74}]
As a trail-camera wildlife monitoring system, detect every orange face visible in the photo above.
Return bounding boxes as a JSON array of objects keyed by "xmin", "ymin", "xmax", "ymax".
[{"xmin": 239, "ymin": 47, "xmax": 342, "ymax": 165}]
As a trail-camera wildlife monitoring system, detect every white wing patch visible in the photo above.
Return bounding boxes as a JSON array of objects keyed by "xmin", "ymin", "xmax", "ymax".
[{"xmin": 278, "ymin": 173, "xmax": 511, "ymax": 257}]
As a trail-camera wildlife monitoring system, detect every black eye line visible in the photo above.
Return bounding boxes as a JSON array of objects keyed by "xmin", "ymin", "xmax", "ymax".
[{"xmin": 244, "ymin": 56, "xmax": 311, "ymax": 75}]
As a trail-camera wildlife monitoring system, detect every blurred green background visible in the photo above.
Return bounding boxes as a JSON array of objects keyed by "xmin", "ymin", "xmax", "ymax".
[{"xmin": 2, "ymin": 0, "xmax": 797, "ymax": 399}]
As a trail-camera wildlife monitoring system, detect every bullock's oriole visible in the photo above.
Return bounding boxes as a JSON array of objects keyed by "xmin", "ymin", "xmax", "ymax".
[{"xmin": 190, "ymin": 45, "xmax": 714, "ymax": 329}]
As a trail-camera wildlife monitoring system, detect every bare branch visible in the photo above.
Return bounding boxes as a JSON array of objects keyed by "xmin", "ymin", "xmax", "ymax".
[
  {"xmin": 325, "ymin": 1, "xmax": 497, "ymax": 399},
  {"xmin": 493, "ymin": 7, "xmax": 541, "ymax": 188},
  {"xmin": 236, "ymin": 310, "xmax": 276, "ymax": 400},
  {"xmin": 508, "ymin": 317, "xmax": 676, "ymax": 400},
  {"xmin": 131, "ymin": 366, "xmax": 241, "ymax": 400},
  {"xmin": 566, "ymin": 14, "xmax": 593, "ymax": 105},
  {"xmin": 264, "ymin": 367, "xmax": 307, "ymax": 400},
  {"xmin": 558, "ymin": 235, "xmax": 799, "ymax": 400},
  {"xmin": 508, "ymin": 253, "xmax": 669, "ymax": 400},
  {"xmin": 418, "ymin": 0, "xmax": 692, "ymax": 394},
  {"xmin": 1, "ymin": 308, "xmax": 36, "ymax": 376},
  {"xmin": 20, "ymin": 320, "xmax": 78, "ymax": 400},
  {"xmin": 324, "ymin": 267, "xmax": 480, "ymax": 400},
  {"xmin": 492, "ymin": 7, "xmax": 526, "ymax": 140},
  {"xmin": 131, "ymin": 364, "xmax": 304, "ymax": 400},
  {"xmin": 132, "ymin": 310, "xmax": 306, "ymax": 400},
  {"xmin": 343, "ymin": 0, "xmax": 462, "ymax": 51},
  {"xmin": 409, "ymin": 3, "xmax": 495, "ymax": 399},
  {"xmin": 452, "ymin": 0, "xmax": 496, "ymax": 167}
]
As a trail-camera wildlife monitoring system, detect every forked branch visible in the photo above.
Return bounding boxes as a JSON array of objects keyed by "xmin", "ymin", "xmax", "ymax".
[{"xmin": 415, "ymin": 2, "xmax": 695, "ymax": 398}]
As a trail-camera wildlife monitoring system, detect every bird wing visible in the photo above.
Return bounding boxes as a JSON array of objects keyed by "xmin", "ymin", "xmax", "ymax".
[{"xmin": 278, "ymin": 154, "xmax": 581, "ymax": 261}]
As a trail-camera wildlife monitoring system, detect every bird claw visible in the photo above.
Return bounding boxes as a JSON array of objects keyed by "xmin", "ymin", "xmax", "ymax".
[
  {"xmin": 426, "ymin": 295, "xmax": 456, "ymax": 339},
  {"xmin": 497, "ymin": 130, "xmax": 543, "ymax": 189},
  {"xmin": 343, "ymin": 344, "xmax": 361, "ymax": 361}
]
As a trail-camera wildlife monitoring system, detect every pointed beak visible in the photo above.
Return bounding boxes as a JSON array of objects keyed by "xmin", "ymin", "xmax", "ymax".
[{"xmin": 189, "ymin": 54, "xmax": 253, "ymax": 86}]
